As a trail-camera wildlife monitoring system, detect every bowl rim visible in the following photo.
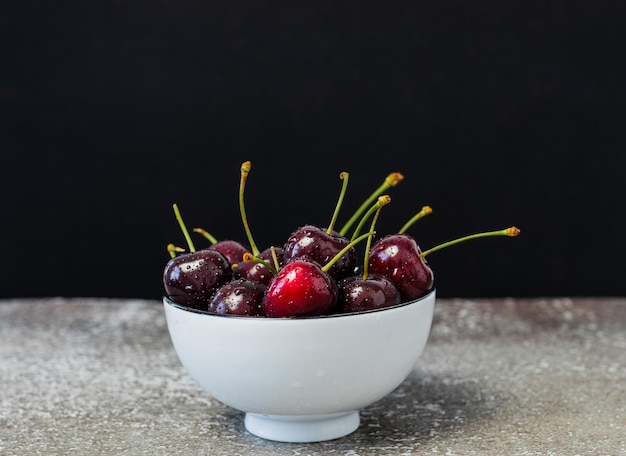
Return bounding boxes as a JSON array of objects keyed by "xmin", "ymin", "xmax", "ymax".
[{"xmin": 163, "ymin": 288, "xmax": 435, "ymax": 320}]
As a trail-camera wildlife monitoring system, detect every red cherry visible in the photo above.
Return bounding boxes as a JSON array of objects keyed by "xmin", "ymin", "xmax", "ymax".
[{"xmin": 264, "ymin": 259, "xmax": 338, "ymax": 317}]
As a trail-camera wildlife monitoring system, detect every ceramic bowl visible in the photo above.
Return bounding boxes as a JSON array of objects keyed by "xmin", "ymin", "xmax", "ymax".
[{"xmin": 163, "ymin": 289, "xmax": 436, "ymax": 443}]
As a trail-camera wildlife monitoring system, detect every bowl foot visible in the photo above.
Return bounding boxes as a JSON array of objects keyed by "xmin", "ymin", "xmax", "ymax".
[{"xmin": 244, "ymin": 410, "xmax": 360, "ymax": 443}]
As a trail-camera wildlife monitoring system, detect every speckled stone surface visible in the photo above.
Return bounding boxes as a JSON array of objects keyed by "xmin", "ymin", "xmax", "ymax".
[{"xmin": 1, "ymin": 297, "xmax": 624, "ymax": 455}]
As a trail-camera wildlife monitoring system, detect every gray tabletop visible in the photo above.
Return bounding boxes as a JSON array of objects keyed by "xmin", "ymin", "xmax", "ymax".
[{"xmin": 1, "ymin": 297, "xmax": 624, "ymax": 455}]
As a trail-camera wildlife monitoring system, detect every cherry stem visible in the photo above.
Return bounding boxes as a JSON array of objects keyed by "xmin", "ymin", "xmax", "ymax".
[
  {"xmin": 243, "ymin": 252, "xmax": 277, "ymax": 275},
  {"xmin": 398, "ymin": 205, "xmax": 433, "ymax": 234},
  {"xmin": 339, "ymin": 172, "xmax": 404, "ymax": 237},
  {"xmin": 350, "ymin": 194, "xmax": 391, "ymax": 241},
  {"xmin": 326, "ymin": 171, "xmax": 349, "ymax": 235},
  {"xmin": 167, "ymin": 243, "xmax": 185, "ymax": 258},
  {"xmin": 239, "ymin": 161, "xmax": 260, "ymax": 256},
  {"xmin": 192, "ymin": 227, "xmax": 218, "ymax": 245},
  {"xmin": 173, "ymin": 203, "xmax": 196, "ymax": 252},
  {"xmin": 322, "ymin": 231, "xmax": 375, "ymax": 273},
  {"xmin": 270, "ymin": 246, "xmax": 280, "ymax": 271},
  {"xmin": 362, "ymin": 196, "xmax": 390, "ymax": 280},
  {"xmin": 419, "ymin": 226, "xmax": 521, "ymax": 258}
]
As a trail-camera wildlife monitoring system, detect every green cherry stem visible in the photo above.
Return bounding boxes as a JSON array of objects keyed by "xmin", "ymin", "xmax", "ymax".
[
  {"xmin": 167, "ymin": 243, "xmax": 185, "ymax": 258},
  {"xmin": 362, "ymin": 196, "xmax": 390, "ymax": 280},
  {"xmin": 242, "ymin": 252, "xmax": 277, "ymax": 275},
  {"xmin": 326, "ymin": 171, "xmax": 349, "ymax": 234},
  {"xmin": 239, "ymin": 161, "xmax": 260, "ymax": 256},
  {"xmin": 270, "ymin": 246, "xmax": 280, "ymax": 271},
  {"xmin": 192, "ymin": 227, "xmax": 218, "ymax": 245},
  {"xmin": 172, "ymin": 203, "xmax": 196, "ymax": 252},
  {"xmin": 398, "ymin": 205, "xmax": 433, "ymax": 234},
  {"xmin": 350, "ymin": 194, "xmax": 391, "ymax": 241},
  {"xmin": 321, "ymin": 231, "xmax": 376, "ymax": 273},
  {"xmin": 339, "ymin": 172, "xmax": 404, "ymax": 237},
  {"xmin": 419, "ymin": 226, "xmax": 521, "ymax": 258}
]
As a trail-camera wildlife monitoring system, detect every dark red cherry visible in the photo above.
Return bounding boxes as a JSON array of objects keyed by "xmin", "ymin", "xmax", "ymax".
[
  {"xmin": 283, "ymin": 225, "xmax": 356, "ymax": 280},
  {"xmin": 263, "ymin": 259, "xmax": 338, "ymax": 317},
  {"xmin": 232, "ymin": 246, "xmax": 284, "ymax": 285},
  {"xmin": 336, "ymin": 273, "xmax": 401, "ymax": 313},
  {"xmin": 163, "ymin": 249, "xmax": 233, "ymax": 309},
  {"xmin": 368, "ymin": 233, "xmax": 434, "ymax": 302},
  {"xmin": 209, "ymin": 239, "xmax": 250, "ymax": 266},
  {"xmin": 207, "ymin": 278, "xmax": 267, "ymax": 316}
]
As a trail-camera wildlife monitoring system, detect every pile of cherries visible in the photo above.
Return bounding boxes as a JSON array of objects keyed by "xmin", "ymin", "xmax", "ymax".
[{"xmin": 163, "ymin": 162, "xmax": 520, "ymax": 318}]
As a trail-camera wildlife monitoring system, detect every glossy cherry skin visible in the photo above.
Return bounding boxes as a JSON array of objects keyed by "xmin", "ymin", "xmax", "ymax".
[
  {"xmin": 163, "ymin": 249, "xmax": 233, "ymax": 309},
  {"xmin": 263, "ymin": 259, "xmax": 338, "ymax": 317},
  {"xmin": 283, "ymin": 225, "xmax": 356, "ymax": 280},
  {"xmin": 207, "ymin": 278, "xmax": 267, "ymax": 316},
  {"xmin": 209, "ymin": 240, "xmax": 250, "ymax": 266},
  {"xmin": 367, "ymin": 233, "xmax": 434, "ymax": 301},
  {"xmin": 335, "ymin": 273, "xmax": 401, "ymax": 313},
  {"xmin": 232, "ymin": 247, "xmax": 284, "ymax": 285}
]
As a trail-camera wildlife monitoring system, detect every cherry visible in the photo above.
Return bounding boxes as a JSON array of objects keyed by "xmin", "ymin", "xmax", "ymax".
[
  {"xmin": 368, "ymin": 233, "xmax": 434, "ymax": 302},
  {"xmin": 336, "ymin": 195, "xmax": 401, "ymax": 313},
  {"xmin": 233, "ymin": 246, "xmax": 285, "ymax": 285},
  {"xmin": 264, "ymin": 259, "xmax": 338, "ymax": 317},
  {"xmin": 163, "ymin": 249, "xmax": 233, "ymax": 309},
  {"xmin": 336, "ymin": 273, "xmax": 401, "ymax": 313},
  {"xmin": 264, "ymin": 231, "xmax": 375, "ymax": 317},
  {"xmin": 207, "ymin": 278, "xmax": 267, "ymax": 316},
  {"xmin": 211, "ymin": 240, "xmax": 251, "ymax": 265},
  {"xmin": 283, "ymin": 224, "xmax": 356, "ymax": 280},
  {"xmin": 365, "ymin": 205, "xmax": 435, "ymax": 301}
]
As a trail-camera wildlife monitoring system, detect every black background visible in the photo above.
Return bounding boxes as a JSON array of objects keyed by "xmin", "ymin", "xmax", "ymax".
[{"xmin": 2, "ymin": 2, "xmax": 625, "ymax": 300}]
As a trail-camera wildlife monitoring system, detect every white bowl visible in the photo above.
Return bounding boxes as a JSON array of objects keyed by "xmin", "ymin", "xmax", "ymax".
[{"xmin": 163, "ymin": 289, "xmax": 436, "ymax": 443}]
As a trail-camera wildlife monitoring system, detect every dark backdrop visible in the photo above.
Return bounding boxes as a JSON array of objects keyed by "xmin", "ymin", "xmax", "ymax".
[{"xmin": 2, "ymin": 2, "xmax": 624, "ymax": 300}]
